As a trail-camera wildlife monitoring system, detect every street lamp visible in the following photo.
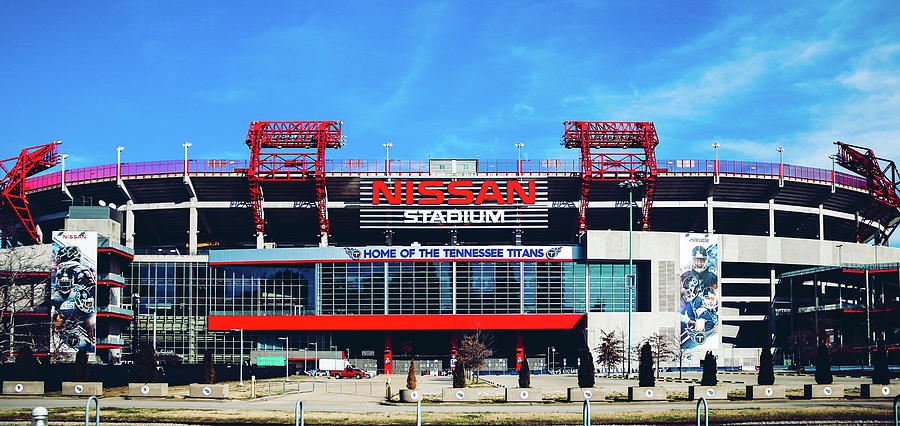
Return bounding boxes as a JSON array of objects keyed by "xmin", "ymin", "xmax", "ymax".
[
  {"xmin": 514, "ymin": 142, "xmax": 524, "ymax": 174},
  {"xmin": 116, "ymin": 146, "xmax": 125, "ymax": 180},
  {"xmin": 383, "ymin": 142, "xmax": 393, "ymax": 174},
  {"xmin": 550, "ymin": 346, "xmax": 556, "ymax": 373},
  {"xmin": 230, "ymin": 328, "xmax": 244, "ymax": 386},
  {"xmin": 59, "ymin": 153, "xmax": 69, "ymax": 191},
  {"xmin": 182, "ymin": 142, "xmax": 192, "ymax": 175},
  {"xmin": 619, "ymin": 179, "xmax": 643, "ymax": 378},
  {"xmin": 278, "ymin": 336, "xmax": 289, "ymax": 382},
  {"xmin": 776, "ymin": 147, "xmax": 784, "ymax": 179},
  {"xmin": 711, "ymin": 142, "xmax": 720, "ymax": 177}
]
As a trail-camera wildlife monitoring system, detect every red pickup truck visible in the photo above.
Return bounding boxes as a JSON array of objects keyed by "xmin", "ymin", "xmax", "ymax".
[{"xmin": 330, "ymin": 365, "xmax": 372, "ymax": 379}]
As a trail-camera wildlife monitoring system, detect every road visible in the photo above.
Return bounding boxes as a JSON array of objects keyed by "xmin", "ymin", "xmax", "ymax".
[{"xmin": 0, "ymin": 373, "xmax": 895, "ymax": 414}]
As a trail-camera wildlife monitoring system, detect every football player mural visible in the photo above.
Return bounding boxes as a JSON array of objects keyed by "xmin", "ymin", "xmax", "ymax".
[
  {"xmin": 50, "ymin": 231, "xmax": 97, "ymax": 356},
  {"xmin": 679, "ymin": 234, "xmax": 720, "ymax": 349}
]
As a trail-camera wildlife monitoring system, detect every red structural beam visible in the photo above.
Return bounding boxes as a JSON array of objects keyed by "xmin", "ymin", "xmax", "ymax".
[
  {"xmin": 834, "ymin": 141, "xmax": 900, "ymax": 244},
  {"xmin": 208, "ymin": 314, "xmax": 586, "ymax": 331},
  {"xmin": 245, "ymin": 121, "xmax": 342, "ymax": 237},
  {"xmin": 562, "ymin": 121, "xmax": 660, "ymax": 234},
  {"xmin": 0, "ymin": 141, "xmax": 60, "ymax": 244}
]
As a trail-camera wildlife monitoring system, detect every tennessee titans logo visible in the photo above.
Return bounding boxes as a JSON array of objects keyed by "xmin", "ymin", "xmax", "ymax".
[
  {"xmin": 546, "ymin": 247, "xmax": 562, "ymax": 259},
  {"xmin": 693, "ymin": 333, "xmax": 706, "ymax": 345},
  {"xmin": 344, "ymin": 247, "xmax": 361, "ymax": 260}
]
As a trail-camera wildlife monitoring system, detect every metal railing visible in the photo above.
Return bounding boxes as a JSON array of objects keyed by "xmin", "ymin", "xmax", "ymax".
[
  {"xmin": 255, "ymin": 379, "xmax": 376, "ymax": 397},
  {"xmin": 295, "ymin": 400, "xmax": 304, "ymax": 426},
  {"xmin": 85, "ymin": 395, "xmax": 99, "ymax": 426},
  {"xmin": 696, "ymin": 397, "xmax": 708, "ymax": 426},
  {"xmin": 25, "ymin": 158, "xmax": 869, "ymax": 192}
]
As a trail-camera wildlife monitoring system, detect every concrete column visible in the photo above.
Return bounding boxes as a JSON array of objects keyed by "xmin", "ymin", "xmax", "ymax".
[
  {"xmin": 818, "ymin": 204, "xmax": 824, "ymax": 240},
  {"xmin": 319, "ymin": 232, "xmax": 328, "ymax": 247},
  {"xmin": 450, "ymin": 332, "xmax": 459, "ymax": 371},
  {"xmin": 769, "ymin": 199, "xmax": 775, "ymax": 237},
  {"xmin": 769, "ymin": 267, "xmax": 776, "ymax": 341},
  {"xmin": 515, "ymin": 331, "xmax": 524, "ymax": 371},
  {"xmin": 188, "ymin": 199, "xmax": 198, "ymax": 255},
  {"xmin": 125, "ymin": 202, "xmax": 135, "ymax": 249},
  {"xmin": 706, "ymin": 196, "xmax": 714, "ymax": 233},
  {"xmin": 383, "ymin": 332, "xmax": 393, "ymax": 375},
  {"xmin": 256, "ymin": 232, "xmax": 264, "ymax": 249}
]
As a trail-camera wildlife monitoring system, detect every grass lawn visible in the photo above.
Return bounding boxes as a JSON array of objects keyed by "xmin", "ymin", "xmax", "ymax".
[{"xmin": 0, "ymin": 406, "xmax": 892, "ymax": 425}]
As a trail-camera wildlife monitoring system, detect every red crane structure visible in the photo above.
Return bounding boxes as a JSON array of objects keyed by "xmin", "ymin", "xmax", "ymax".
[
  {"xmin": 562, "ymin": 121, "xmax": 659, "ymax": 236},
  {"xmin": 833, "ymin": 141, "xmax": 900, "ymax": 245},
  {"xmin": 245, "ymin": 121, "xmax": 343, "ymax": 240},
  {"xmin": 0, "ymin": 142, "xmax": 60, "ymax": 245}
]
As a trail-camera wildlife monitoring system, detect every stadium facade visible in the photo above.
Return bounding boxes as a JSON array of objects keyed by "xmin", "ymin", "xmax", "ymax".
[{"xmin": 1, "ymin": 121, "xmax": 898, "ymax": 372}]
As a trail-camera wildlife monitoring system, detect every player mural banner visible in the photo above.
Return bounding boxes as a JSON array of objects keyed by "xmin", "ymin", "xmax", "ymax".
[
  {"xmin": 50, "ymin": 231, "xmax": 97, "ymax": 356},
  {"xmin": 679, "ymin": 233, "xmax": 720, "ymax": 349}
]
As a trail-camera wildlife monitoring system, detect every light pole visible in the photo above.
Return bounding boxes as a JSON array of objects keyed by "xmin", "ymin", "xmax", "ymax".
[
  {"xmin": 514, "ymin": 142, "xmax": 524, "ymax": 174},
  {"xmin": 836, "ymin": 244, "xmax": 844, "ymax": 310},
  {"xmin": 278, "ymin": 336, "xmax": 289, "ymax": 382},
  {"xmin": 619, "ymin": 179, "xmax": 642, "ymax": 378},
  {"xmin": 829, "ymin": 153, "xmax": 837, "ymax": 190},
  {"xmin": 59, "ymin": 153, "xmax": 69, "ymax": 191},
  {"xmin": 776, "ymin": 147, "xmax": 784, "ymax": 180},
  {"xmin": 231, "ymin": 328, "xmax": 244, "ymax": 386},
  {"xmin": 711, "ymin": 142, "xmax": 720, "ymax": 177},
  {"xmin": 182, "ymin": 142, "xmax": 192, "ymax": 175},
  {"xmin": 550, "ymin": 346, "xmax": 556, "ymax": 373},
  {"xmin": 383, "ymin": 142, "xmax": 393, "ymax": 174},
  {"xmin": 116, "ymin": 146, "xmax": 125, "ymax": 180}
]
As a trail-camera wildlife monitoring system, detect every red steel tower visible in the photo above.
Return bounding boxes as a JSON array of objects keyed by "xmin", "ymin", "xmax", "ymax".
[
  {"xmin": 245, "ymin": 121, "xmax": 343, "ymax": 240},
  {"xmin": 562, "ymin": 121, "xmax": 659, "ymax": 235},
  {"xmin": 833, "ymin": 141, "xmax": 900, "ymax": 245},
  {"xmin": 0, "ymin": 142, "xmax": 60, "ymax": 245}
]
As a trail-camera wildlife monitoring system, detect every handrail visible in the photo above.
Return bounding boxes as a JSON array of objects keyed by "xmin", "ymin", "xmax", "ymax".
[
  {"xmin": 893, "ymin": 394, "xmax": 898, "ymax": 426},
  {"xmin": 416, "ymin": 398, "xmax": 422, "ymax": 426},
  {"xmin": 84, "ymin": 395, "xmax": 99, "ymax": 426},
  {"xmin": 583, "ymin": 399, "xmax": 591, "ymax": 426},
  {"xmin": 24, "ymin": 158, "xmax": 869, "ymax": 193},
  {"xmin": 696, "ymin": 396, "xmax": 708, "ymax": 426},
  {"xmin": 295, "ymin": 400, "xmax": 304, "ymax": 426}
]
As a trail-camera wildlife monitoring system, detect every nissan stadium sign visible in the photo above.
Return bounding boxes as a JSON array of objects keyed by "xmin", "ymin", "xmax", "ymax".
[{"xmin": 359, "ymin": 178, "xmax": 548, "ymax": 228}]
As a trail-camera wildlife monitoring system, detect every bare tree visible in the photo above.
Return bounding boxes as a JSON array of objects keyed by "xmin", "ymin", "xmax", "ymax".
[
  {"xmin": 674, "ymin": 341, "xmax": 691, "ymax": 380},
  {"xmin": 644, "ymin": 332, "xmax": 678, "ymax": 379},
  {"xmin": 457, "ymin": 330, "xmax": 494, "ymax": 381},
  {"xmin": 0, "ymin": 246, "xmax": 52, "ymax": 362},
  {"xmin": 594, "ymin": 329, "xmax": 623, "ymax": 377}
]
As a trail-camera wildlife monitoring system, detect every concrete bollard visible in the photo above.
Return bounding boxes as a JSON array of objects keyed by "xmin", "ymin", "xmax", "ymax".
[{"xmin": 31, "ymin": 406, "xmax": 48, "ymax": 426}]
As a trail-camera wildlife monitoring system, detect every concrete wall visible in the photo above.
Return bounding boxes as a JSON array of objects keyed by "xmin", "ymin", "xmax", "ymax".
[
  {"xmin": 584, "ymin": 230, "xmax": 900, "ymax": 368},
  {"xmin": 586, "ymin": 230, "xmax": 900, "ymax": 266}
]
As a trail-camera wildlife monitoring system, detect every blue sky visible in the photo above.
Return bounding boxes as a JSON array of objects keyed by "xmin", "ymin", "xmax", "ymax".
[{"xmin": 2, "ymin": 1, "xmax": 899, "ymax": 171}]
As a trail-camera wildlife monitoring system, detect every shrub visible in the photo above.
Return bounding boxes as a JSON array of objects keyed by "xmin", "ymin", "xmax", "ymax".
[
  {"xmin": 814, "ymin": 344, "xmax": 832, "ymax": 385},
  {"xmin": 406, "ymin": 356, "xmax": 417, "ymax": 390},
  {"xmin": 700, "ymin": 351, "xmax": 717, "ymax": 386},
  {"xmin": 578, "ymin": 347, "xmax": 595, "ymax": 388},
  {"xmin": 452, "ymin": 361, "xmax": 466, "ymax": 388},
  {"xmin": 74, "ymin": 348, "xmax": 90, "ymax": 381},
  {"xmin": 757, "ymin": 346, "xmax": 775, "ymax": 386},
  {"xmin": 135, "ymin": 342, "xmax": 158, "ymax": 383},
  {"xmin": 14, "ymin": 345, "xmax": 37, "ymax": 380},
  {"xmin": 202, "ymin": 350, "xmax": 216, "ymax": 384},
  {"xmin": 638, "ymin": 342, "xmax": 654, "ymax": 387},
  {"xmin": 518, "ymin": 355, "xmax": 531, "ymax": 388},
  {"xmin": 872, "ymin": 339, "xmax": 890, "ymax": 385}
]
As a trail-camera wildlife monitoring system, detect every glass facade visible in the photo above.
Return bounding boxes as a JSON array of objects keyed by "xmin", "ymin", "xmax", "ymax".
[{"xmin": 126, "ymin": 259, "xmax": 638, "ymax": 361}]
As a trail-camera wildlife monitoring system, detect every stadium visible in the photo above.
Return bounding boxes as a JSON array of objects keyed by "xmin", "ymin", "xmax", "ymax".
[{"xmin": 1, "ymin": 120, "xmax": 898, "ymax": 374}]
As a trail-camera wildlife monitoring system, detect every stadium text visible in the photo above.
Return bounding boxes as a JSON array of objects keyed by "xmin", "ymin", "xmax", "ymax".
[{"xmin": 372, "ymin": 180, "xmax": 536, "ymax": 205}]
